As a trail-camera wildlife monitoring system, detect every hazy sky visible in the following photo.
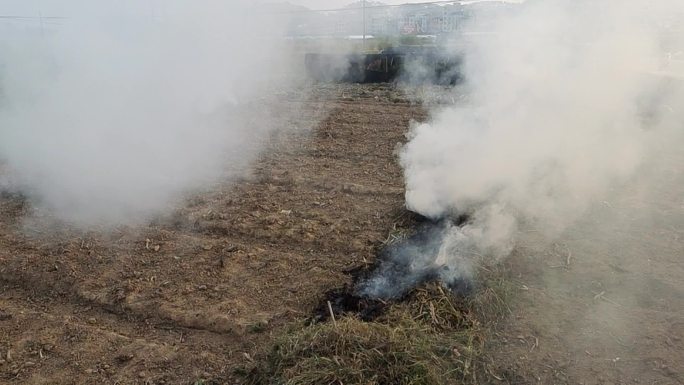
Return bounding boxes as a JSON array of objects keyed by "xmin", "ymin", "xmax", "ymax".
[
  {"xmin": 0, "ymin": 1, "xmax": 519, "ymax": 18},
  {"xmin": 0, "ymin": 1, "xmax": 480, "ymax": 15}
]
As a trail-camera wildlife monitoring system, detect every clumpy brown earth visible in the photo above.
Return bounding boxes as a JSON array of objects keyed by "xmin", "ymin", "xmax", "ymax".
[
  {"xmin": 0, "ymin": 84, "xmax": 427, "ymax": 384},
  {"xmin": 2, "ymin": 82, "xmax": 683, "ymax": 385}
]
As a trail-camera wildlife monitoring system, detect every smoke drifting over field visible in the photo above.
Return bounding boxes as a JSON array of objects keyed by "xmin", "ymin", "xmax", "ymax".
[
  {"xmin": 363, "ymin": 0, "xmax": 684, "ymax": 298},
  {"xmin": 0, "ymin": 1, "xmax": 301, "ymax": 226}
]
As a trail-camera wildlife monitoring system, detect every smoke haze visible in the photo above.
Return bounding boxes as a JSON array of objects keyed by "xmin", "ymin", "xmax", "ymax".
[
  {"xmin": 362, "ymin": 0, "xmax": 684, "ymax": 298},
  {"xmin": 0, "ymin": 1, "xmax": 303, "ymax": 226}
]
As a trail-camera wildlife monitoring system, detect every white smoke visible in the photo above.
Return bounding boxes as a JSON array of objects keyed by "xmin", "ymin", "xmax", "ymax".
[
  {"xmin": 365, "ymin": 0, "xmax": 684, "ymax": 297},
  {"xmin": 0, "ymin": 1, "xmax": 304, "ymax": 226}
]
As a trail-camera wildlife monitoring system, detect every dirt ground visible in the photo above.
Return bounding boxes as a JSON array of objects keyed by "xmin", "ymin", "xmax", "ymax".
[
  {"xmin": 1, "ymin": 82, "xmax": 683, "ymax": 385},
  {"xmin": 486, "ymin": 144, "xmax": 684, "ymax": 384},
  {"xmin": 0, "ymin": 84, "xmax": 427, "ymax": 384}
]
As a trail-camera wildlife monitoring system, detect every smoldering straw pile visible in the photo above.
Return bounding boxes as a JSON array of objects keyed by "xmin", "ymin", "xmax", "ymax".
[{"xmin": 358, "ymin": 0, "xmax": 684, "ymax": 301}]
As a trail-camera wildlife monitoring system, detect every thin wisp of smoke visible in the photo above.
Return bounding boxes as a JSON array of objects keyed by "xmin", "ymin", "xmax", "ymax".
[
  {"xmin": 361, "ymin": 0, "xmax": 684, "ymax": 298},
  {"xmin": 0, "ymin": 1, "xmax": 302, "ymax": 226}
]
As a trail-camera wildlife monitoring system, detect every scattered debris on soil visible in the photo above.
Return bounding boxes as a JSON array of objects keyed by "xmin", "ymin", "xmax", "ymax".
[
  {"xmin": 4, "ymin": 81, "xmax": 678, "ymax": 385},
  {"xmin": 0, "ymin": 83, "xmax": 431, "ymax": 384}
]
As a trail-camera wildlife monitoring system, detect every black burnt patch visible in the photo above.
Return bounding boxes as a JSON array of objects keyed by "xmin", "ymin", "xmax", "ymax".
[
  {"xmin": 312, "ymin": 286, "xmax": 389, "ymax": 323},
  {"xmin": 311, "ymin": 211, "xmax": 474, "ymax": 323}
]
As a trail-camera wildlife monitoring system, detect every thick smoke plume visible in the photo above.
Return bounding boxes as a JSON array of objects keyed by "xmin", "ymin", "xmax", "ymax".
[
  {"xmin": 362, "ymin": 0, "xmax": 684, "ymax": 299},
  {"xmin": 0, "ymin": 1, "xmax": 302, "ymax": 226}
]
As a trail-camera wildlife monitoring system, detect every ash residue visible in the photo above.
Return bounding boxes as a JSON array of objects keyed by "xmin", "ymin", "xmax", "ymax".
[
  {"xmin": 313, "ymin": 213, "xmax": 475, "ymax": 322},
  {"xmin": 312, "ymin": 286, "xmax": 389, "ymax": 323},
  {"xmin": 357, "ymin": 218, "xmax": 474, "ymax": 301}
]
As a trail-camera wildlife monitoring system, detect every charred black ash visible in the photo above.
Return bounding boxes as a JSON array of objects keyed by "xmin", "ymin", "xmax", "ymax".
[
  {"xmin": 311, "ymin": 212, "xmax": 473, "ymax": 323},
  {"xmin": 312, "ymin": 286, "xmax": 389, "ymax": 323},
  {"xmin": 356, "ymin": 216, "xmax": 474, "ymax": 301}
]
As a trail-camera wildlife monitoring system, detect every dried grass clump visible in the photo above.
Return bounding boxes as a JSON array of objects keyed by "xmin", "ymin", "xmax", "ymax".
[
  {"xmin": 390, "ymin": 283, "xmax": 476, "ymax": 332},
  {"xmin": 247, "ymin": 283, "xmax": 488, "ymax": 385}
]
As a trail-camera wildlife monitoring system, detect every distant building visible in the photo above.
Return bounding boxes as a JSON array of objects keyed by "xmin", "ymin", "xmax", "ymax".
[{"xmin": 284, "ymin": 1, "xmax": 509, "ymax": 38}]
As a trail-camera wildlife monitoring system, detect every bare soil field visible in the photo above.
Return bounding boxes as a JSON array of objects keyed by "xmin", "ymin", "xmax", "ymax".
[
  {"xmin": 1, "ymin": 82, "xmax": 682, "ymax": 385},
  {"xmin": 0, "ymin": 84, "xmax": 426, "ymax": 384},
  {"xmin": 486, "ymin": 147, "xmax": 684, "ymax": 384}
]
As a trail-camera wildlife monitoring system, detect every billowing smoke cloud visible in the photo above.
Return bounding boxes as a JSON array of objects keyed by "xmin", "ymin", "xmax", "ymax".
[
  {"xmin": 361, "ymin": 0, "xmax": 684, "ymax": 299},
  {"xmin": 0, "ymin": 1, "xmax": 303, "ymax": 226}
]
